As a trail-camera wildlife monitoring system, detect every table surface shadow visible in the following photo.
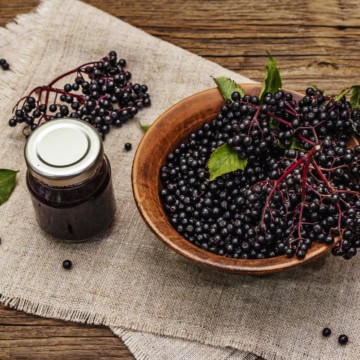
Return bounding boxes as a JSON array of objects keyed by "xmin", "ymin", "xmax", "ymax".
[{"xmin": 0, "ymin": 0, "xmax": 360, "ymax": 358}]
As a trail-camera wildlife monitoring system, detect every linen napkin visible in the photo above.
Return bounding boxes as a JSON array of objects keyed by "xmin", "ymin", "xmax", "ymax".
[
  {"xmin": 114, "ymin": 328, "xmax": 262, "ymax": 360},
  {"xmin": 0, "ymin": 1, "xmax": 358, "ymax": 360}
]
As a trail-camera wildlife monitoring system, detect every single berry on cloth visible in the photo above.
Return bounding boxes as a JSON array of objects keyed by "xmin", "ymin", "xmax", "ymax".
[
  {"xmin": 322, "ymin": 328, "xmax": 331, "ymax": 337},
  {"xmin": 338, "ymin": 335, "xmax": 349, "ymax": 345},
  {"xmin": 63, "ymin": 260, "xmax": 73, "ymax": 270},
  {"xmin": 9, "ymin": 51, "xmax": 151, "ymax": 140},
  {"xmin": 124, "ymin": 143, "xmax": 132, "ymax": 151}
]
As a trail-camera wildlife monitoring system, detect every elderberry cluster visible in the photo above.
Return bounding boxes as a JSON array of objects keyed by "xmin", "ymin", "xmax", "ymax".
[
  {"xmin": 8, "ymin": 51, "xmax": 151, "ymax": 140},
  {"xmin": 160, "ymin": 88, "xmax": 360, "ymax": 261}
]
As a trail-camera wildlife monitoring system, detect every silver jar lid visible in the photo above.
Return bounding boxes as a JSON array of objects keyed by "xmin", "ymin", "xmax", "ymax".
[{"xmin": 25, "ymin": 118, "xmax": 104, "ymax": 187}]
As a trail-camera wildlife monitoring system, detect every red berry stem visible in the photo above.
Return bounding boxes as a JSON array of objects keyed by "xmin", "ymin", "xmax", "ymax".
[
  {"xmin": 261, "ymin": 145, "xmax": 319, "ymax": 226},
  {"xmin": 268, "ymin": 111, "xmax": 293, "ymax": 128},
  {"xmin": 47, "ymin": 61, "xmax": 97, "ymax": 87}
]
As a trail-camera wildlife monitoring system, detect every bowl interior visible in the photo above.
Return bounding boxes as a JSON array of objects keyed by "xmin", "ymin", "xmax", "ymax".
[{"xmin": 132, "ymin": 84, "xmax": 336, "ymax": 274}]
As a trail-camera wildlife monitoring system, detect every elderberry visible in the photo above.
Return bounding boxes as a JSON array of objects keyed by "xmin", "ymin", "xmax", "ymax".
[
  {"xmin": 338, "ymin": 335, "xmax": 349, "ymax": 345},
  {"xmin": 62, "ymin": 260, "xmax": 72, "ymax": 270}
]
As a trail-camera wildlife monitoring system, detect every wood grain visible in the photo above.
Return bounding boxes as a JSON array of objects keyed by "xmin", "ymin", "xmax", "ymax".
[
  {"xmin": 0, "ymin": 304, "xmax": 132, "ymax": 359},
  {"xmin": 1, "ymin": 0, "xmax": 360, "ymax": 92},
  {"xmin": 0, "ymin": 0, "xmax": 359, "ymax": 357}
]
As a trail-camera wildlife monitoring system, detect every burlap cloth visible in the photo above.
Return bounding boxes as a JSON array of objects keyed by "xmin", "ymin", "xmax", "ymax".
[{"xmin": 0, "ymin": 1, "xmax": 359, "ymax": 359}]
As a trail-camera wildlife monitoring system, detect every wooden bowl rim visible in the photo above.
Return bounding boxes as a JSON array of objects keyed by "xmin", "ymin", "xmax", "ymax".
[{"xmin": 132, "ymin": 84, "xmax": 334, "ymax": 274}]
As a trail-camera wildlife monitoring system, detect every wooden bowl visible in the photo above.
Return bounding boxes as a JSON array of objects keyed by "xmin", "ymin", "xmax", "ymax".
[{"xmin": 132, "ymin": 84, "xmax": 340, "ymax": 274}]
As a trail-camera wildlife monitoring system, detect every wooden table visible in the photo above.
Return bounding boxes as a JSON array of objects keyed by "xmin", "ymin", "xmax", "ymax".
[{"xmin": 1, "ymin": 0, "xmax": 360, "ymax": 358}]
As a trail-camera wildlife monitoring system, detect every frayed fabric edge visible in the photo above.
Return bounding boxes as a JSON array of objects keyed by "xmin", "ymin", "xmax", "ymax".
[{"xmin": 0, "ymin": 0, "xmax": 55, "ymax": 109}]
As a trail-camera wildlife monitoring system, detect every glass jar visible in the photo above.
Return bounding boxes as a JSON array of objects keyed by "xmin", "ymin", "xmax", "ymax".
[{"xmin": 25, "ymin": 118, "xmax": 116, "ymax": 240}]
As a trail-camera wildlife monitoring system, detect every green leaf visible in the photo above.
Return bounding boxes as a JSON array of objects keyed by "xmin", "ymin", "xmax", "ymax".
[
  {"xmin": 259, "ymin": 53, "xmax": 282, "ymax": 101},
  {"xmin": 269, "ymin": 118, "xmax": 278, "ymax": 129},
  {"xmin": 290, "ymin": 138, "xmax": 303, "ymax": 150},
  {"xmin": 138, "ymin": 121, "xmax": 151, "ymax": 133},
  {"xmin": 335, "ymin": 87, "xmax": 351, "ymax": 101},
  {"xmin": 275, "ymin": 138, "xmax": 304, "ymax": 151},
  {"xmin": 275, "ymin": 139, "xmax": 286, "ymax": 149},
  {"xmin": 213, "ymin": 76, "xmax": 245, "ymax": 100},
  {"xmin": 311, "ymin": 84, "xmax": 325, "ymax": 95},
  {"xmin": 350, "ymin": 85, "xmax": 360, "ymax": 108},
  {"xmin": 0, "ymin": 169, "xmax": 18, "ymax": 206},
  {"xmin": 208, "ymin": 144, "xmax": 247, "ymax": 181}
]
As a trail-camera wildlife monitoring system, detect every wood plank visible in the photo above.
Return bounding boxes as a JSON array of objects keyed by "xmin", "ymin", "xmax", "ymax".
[
  {"xmin": 0, "ymin": 0, "xmax": 359, "ymax": 93},
  {"xmin": 0, "ymin": 304, "xmax": 133, "ymax": 359}
]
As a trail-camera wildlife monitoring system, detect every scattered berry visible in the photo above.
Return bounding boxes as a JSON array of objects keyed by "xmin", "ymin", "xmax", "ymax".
[
  {"xmin": 338, "ymin": 334, "xmax": 349, "ymax": 345},
  {"xmin": 62, "ymin": 260, "xmax": 72, "ymax": 270},
  {"xmin": 322, "ymin": 328, "xmax": 331, "ymax": 337},
  {"xmin": 0, "ymin": 59, "xmax": 9, "ymax": 71},
  {"xmin": 124, "ymin": 143, "xmax": 132, "ymax": 151}
]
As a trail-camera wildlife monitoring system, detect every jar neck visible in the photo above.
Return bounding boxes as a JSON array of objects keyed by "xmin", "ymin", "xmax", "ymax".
[{"xmin": 30, "ymin": 158, "xmax": 105, "ymax": 189}]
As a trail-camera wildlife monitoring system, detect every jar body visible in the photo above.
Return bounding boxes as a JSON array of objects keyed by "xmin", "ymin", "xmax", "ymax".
[{"xmin": 27, "ymin": 156, "xmax": 116, "ymax": 240}]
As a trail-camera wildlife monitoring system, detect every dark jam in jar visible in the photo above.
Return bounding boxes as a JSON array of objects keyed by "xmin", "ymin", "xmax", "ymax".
[{"xmin": 24, "ymin": 118, "xmax": 116, "ymax": 240}]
